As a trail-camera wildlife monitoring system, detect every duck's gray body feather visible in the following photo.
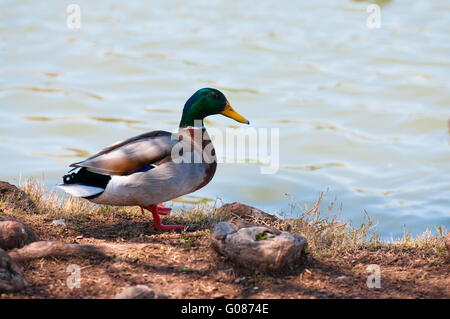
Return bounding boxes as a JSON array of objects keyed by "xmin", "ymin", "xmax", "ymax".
[
  {"xmin": 59, "ymin": 127, "xmax": 217, "ymax": 206},
  {"xmin": 90, "ymin": 160, "xmax": 208, "ymax": 206}
]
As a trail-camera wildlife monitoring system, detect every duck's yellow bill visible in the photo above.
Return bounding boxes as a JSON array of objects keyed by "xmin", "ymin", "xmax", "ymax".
[{"xmin": 221, "ymin": 101, "xmax": 250, "ymax": 124}]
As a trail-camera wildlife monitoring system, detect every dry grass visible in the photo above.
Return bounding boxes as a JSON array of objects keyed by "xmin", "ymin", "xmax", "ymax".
[
  {"xmin": 283, "ymin": 192, "xmax": 380, "ymax": 257},
  {"xmin": 1, "ymin": 178, "xmax": 448, "ymax": 299},
  {"xmin": 17, "ymin": 178, "xmax": 230, "ymax": 235},
  {"xmin": 15, "ymin": 178, "xmax": 448, "ymax": 259},
  {"xmin": 283, "ymin": 192, "xmax": 447, "ymax": 258}
]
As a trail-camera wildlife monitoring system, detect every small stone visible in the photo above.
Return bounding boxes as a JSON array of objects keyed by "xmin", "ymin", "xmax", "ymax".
[
  {"xmin": 0, "ymin": 219, "xmax": 39, "ymax": 250},
  {"xmin": 170, "ymin": 285, "xmax": 188, "ymax": 298},
  {"xmin": 114, "ymin": 285, "xmax": 167, "ymax": 299},
  {"xmin": 234, "ymin": 276, "xmax": 246, "ymax": 284},
  {"xmin": 0, "ymin": 248, "xmax": 28, "ymax": 292},
  {"xmin": 51, "ymin": 219, "xmax": 66, "ymax": 227},
  {"xmin": 212, "ymin": 292, "xmax": 225, "ymax": 299}
]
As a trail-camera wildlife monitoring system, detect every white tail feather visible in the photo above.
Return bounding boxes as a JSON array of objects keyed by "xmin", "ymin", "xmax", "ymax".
[{"xmin": 57, "ymin": 184, "xmax": 104, "ymax": 198}]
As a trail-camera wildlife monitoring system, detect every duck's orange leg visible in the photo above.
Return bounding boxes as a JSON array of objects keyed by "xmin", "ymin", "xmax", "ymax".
[
  {"xmin": 155, "ymin": 203, "xmax": 171, "ymax": 215},
  {"xmin": 141, "ymin": 204, "xmax": 184, "ymax": 231}
]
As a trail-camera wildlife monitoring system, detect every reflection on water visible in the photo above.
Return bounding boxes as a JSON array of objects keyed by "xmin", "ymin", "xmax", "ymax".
[
  {"xmin": 282, "ymin": 163, "xmax": 346, "ymax": 172},
  {"xmin": 23, "ymin": 115, "xmax": 144, "ymax": 125},
  {"xmin": 352, "ymin": 0, "xmax": 392, "ymax": 6},
  {"xmin": 0, "ymin": 0, "xmax": 449, "ymax": 239},
  {"xmin": 33, "ymin": 147, "xmax": 91, "ymax": 159},
  {"xmin": 89, "ymin": 117, "xmax": 143, "ymax": 124},
  {"xmin": 172, "ymin": 195, "xmax": 216, "ymax": 205},
  {"xmin": 143, "ymin": 107, "xmax": 181, "ymax": 114},
  {"xmin": 23, "ymin": 115, "xmax": 78, "ymax": 122},
  {"xmin": 0, "ymin": 87, "xmax": 104, "ymax": 100}
]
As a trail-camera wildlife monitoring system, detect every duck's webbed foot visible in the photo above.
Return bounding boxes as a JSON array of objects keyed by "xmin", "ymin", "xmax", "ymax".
[{"xmin": 141, "ymin": 204, "xmax": 184, "ymax": 231}]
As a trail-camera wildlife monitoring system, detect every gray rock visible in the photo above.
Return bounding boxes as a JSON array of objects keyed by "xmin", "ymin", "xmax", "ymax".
[
  {"xmin": 233, "ymin": 219, "xmax": 282, "ymax": 235},
  {"xmin": 0, "ymin": 248, "xmax": 28, "ymax": 292},
  {"xmin": 0, "ymin": 219, "xmax": 40, "ymax": 250},
  {"xmin": 211, "ymin": 222, "xmax": 307, "ymax": 272},
  {"xmin": 217, "ymin": 202, "xmax": 291, "ymax": 232},
  {"xmin": 217, "ymin": 202, "xmax": 279, "ymax": 222},
  {"xmin": 114, "ymin": 285, "xmax": 168, "ymax": 299},
  {"xmin": 211, "ymin": 222, "xmax": 238, "ymax": 241}
]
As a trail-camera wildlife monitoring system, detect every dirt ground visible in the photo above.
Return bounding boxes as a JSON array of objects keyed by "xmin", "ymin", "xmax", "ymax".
[{"xmin": 2, "ymin": 208, "xmax": 449, "ymax": 299}]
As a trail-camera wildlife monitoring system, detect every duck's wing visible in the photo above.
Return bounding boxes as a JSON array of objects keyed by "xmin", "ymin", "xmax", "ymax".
[{"xmin": 70, "ymin": 130, "xmax": 176, "ymax": 176}]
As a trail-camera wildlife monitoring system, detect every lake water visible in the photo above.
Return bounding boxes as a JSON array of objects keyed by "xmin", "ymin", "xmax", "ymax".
[{"xmin": 1, "ymin": 0, "xmax": 449, "ymax": 239}]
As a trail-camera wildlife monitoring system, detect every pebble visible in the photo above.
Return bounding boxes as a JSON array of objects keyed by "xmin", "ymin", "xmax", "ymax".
[
  {"xmin": 114, "ymin": 285, "xmax": 167, "ymax": 299},
  {"xmin": 234, "ymin": 276, "xmax": 246, "ymax": 283},
  {"xmin": 51, "ymin": 219, "xmax": 66, "ymax": 227}
]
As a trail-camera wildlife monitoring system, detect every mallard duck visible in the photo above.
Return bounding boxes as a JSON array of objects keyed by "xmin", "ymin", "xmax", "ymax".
[{"xmin": 58, "ymin": 88, "xmax": 249, "ymax": 230}]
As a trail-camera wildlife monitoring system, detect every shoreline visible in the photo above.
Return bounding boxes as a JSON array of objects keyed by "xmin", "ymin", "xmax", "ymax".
[{"xmin": 0, "ymin": 179, "xmax": 448, "ymax": 299}]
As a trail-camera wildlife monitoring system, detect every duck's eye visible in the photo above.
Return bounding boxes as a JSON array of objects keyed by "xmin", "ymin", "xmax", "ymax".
[{"xmin": 210, "ymin": 93, "xmax": 219, "ymax": 99}]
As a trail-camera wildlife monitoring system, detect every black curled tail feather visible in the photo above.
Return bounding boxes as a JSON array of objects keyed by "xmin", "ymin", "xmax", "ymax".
[{"xmin": 63, "ymin": 167, "xmax": 111, "ymax": 197}]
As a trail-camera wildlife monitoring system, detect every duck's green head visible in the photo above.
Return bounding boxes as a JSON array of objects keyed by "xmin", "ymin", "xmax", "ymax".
[{"xmin": 179, "ymin": 88, "xmax": 249, "ymax": 128}]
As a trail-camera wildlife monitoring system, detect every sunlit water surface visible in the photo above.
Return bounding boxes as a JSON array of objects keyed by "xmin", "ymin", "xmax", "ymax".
[{"xmin": 1, "ymin": 0, "xmax": 449, "ymax": 239}]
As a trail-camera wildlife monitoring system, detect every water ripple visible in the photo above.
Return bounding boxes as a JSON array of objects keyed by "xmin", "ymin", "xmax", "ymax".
[{"xmin": 33, "ymin": 147, "xmax": 90, "ymax": 159}]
